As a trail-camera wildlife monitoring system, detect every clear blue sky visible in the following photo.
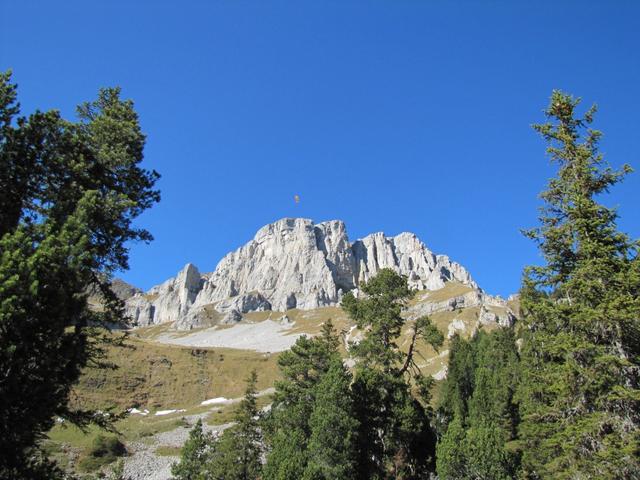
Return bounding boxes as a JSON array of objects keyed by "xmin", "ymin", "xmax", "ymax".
[{"xmin": 2, "ymin": 1, "xmax": 639, "ymax": 297}]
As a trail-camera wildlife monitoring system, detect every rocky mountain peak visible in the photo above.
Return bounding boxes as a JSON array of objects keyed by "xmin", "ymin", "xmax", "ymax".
[{"xmin": 125, "ymin": 218, "xmax": 482, "ymax": 328}]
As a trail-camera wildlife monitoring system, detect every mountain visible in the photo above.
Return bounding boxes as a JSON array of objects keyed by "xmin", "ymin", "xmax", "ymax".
[{"xmin": 124, "ymin": 218, "xmax": 511, "ymax": 334}]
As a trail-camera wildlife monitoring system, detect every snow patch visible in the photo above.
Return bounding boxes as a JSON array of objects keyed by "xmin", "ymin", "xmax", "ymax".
[
  {"xmin": 201, "ymin": 397, "xmax": 230, "ymax": 406},
  {"xmin": 155, "ymin": 409, "xmax": 186, "ymax": 416},
  {"xmin": 128, "ymin": 408, "xmax": 150, "ymax": 416}
]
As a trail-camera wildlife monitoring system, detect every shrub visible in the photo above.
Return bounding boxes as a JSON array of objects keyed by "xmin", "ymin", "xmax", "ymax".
[{"xmin": 77, "ymin": 435, "xmax": 126, "ymax": 472}]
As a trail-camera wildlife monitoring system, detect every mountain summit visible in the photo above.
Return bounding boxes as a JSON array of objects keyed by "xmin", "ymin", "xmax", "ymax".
[{"xmin": 125, "ymin": 218, "xmax": 485, "ymax": 329}]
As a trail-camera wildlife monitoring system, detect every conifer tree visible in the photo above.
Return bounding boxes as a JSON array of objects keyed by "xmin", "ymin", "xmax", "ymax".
[
  {"xmin": 435, "ymin": 415, "xmax": 466, "ymax": 480},
  {"xmin": 435, "ymin": 329, "xmax": 519, "ymax": 479},
  {"xmin": 206, "ymin": 370, "xmax": 263, "ymax": 480},
  {"xmin": 437, "ymin": 333, "xmax": 475, "ymax": 422},
  {"xmin": 302, "ymin": 358, "xmax": 359, "ymax": 480},
  {"xmin": 171, "ymin": 419, "xmax": 214, "ymax": 480},
  {"xmin": 0, "ymin": 71, "xmax": 159, "ymax": 478},
  {"xmin": 518, "ymin": 91, "xmax": 640, "ymax": 478},
  {"xmin": 341, "ymin": 268, "xmax": 444, "ymax": 479},
  {"xmin": 464, "ymin": 420, "xmax": 514, "ymax": 480},
  {"xmin": 263, "ymin": 321, "xmax": 342, "ymax": 480}
]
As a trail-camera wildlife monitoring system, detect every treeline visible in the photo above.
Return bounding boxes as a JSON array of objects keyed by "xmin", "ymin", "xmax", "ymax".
[{"xmin": 172, "ymin": 91, "xmax": 640, "ymax": 479}]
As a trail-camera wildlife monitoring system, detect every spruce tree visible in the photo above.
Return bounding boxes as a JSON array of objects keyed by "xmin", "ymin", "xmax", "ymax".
[
  {"xmin": 464, "ymin": 420, "xmax": 514, "ymax": 480},
  {"xmin": 518, "ymin": 91, "xmax": 640, "ymax": 478},
  {"xmin": 263, "ymin": 321, "xmax": 342, "ymax": 480},
  {"xmin": 435, "ymin": 415, "xmax": 466, "ymax": 480},
  {"xmin": 437, "ymin": 333, "xmax": 475, "ymax": 422},
  {"xmin": 465, "ymin": 333, "xmax": 519, "ymax": 479},
  {"xmin": 435, "ymin": 329, "xmax": 519, "ymax": 479}
]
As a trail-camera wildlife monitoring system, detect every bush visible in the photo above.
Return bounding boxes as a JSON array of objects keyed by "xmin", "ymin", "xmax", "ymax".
[{"xmin": 77, "ymin": 435, "xmax": 127, "ymax": 472}]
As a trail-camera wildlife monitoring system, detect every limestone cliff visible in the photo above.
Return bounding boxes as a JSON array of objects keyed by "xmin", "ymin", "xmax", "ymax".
[{"xmin": 125, "ymin": 218, "xmax": 496, "ymax": 329}]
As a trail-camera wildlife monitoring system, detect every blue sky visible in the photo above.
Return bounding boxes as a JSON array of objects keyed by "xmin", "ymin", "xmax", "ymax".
[{"xmin": 2, "ymin": 1, "xmax": 639, "ymax": 297}]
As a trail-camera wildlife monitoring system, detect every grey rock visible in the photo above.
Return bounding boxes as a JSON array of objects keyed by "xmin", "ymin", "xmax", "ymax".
[
  {"xmin": 124, "ymin": 296, "xmax": 155, "ymax": 327},
  {"xmin": 352, "ymin": 232, "xmax": 477, "ymax": 291},
  {"xmin": 124, "ymin": 218, "xmax": 494, "ymax": 330},
  {"xmin": 194, "ymin": 218, "xmax": 340, "ymax": 311},
  {"xmin": 216, "ymin": 292, "xmax": 271, "ymax": 314},
  {"xmin": 174, "ymin": 306, "xmax": 210, "ymax": 331},
  {"xmin": 125, "ymin": 263, "xmax": 203, "ymax": 326},
  {"xmin": 110, "ymin": 278, "xmax": 142, "ymax": 301},
  {"xmin": 220, "ymin": 309, "xmax": 242, "ymax": 325},
  {"xmin": 408, "ymin": 290, "xmax": 484, "ymax": 318}
]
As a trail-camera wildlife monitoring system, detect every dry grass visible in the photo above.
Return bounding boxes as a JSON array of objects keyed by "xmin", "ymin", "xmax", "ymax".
[
  {"xmin": 70, "ymin": 334, "xmax": 281, "ymax": 412},
  {"xmin": 206, "ymin": 395, "xmax": 273, "ymax": 426},
  {"xmin": 408, "ymin": 282, "xmax": 474, "ymax": 305}
]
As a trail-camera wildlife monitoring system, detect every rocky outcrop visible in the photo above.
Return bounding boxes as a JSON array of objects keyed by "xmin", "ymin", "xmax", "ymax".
[
  {"xmin": 125, "ymin": 263, "xmax": 203, "ymax": 327},
  {"xmin": 111, "ymin": 279, "xmax": 142, "ymax": 301},
  {"xmin": 215, "ymin": 292, "xmax": 272, "ymax": 314},
  {"xmin": 352, "ymin": 232, "xmax": 477, "ymax": 291},
  {"xmin": 124, "ymin": 218, "xmax": 489, "ymax": 329},
  {"xmin": 195, "ymin": 218, "xmax": 341, "ymax": 311},
  {"xmin": 407, "ymin": 289, "xmax": 515, "ymax": 330}
]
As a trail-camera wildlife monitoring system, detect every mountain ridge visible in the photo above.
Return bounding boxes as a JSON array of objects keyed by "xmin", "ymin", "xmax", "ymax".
[{"xmin": 124, "ymin": 218, "xmax": 493, "ymax": 330}]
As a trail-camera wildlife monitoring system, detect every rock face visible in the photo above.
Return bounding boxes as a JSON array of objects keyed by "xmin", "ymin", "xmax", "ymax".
[
  {"xmin": 110, "ymin": 279, "xmax": 142, "ymax": 301},
  {"xmin": 125, "ymin": 218, "xmax": 486, "ymax": 329},
  {"xmin": 125, "ymin": 264, "xmax": 202, "ymax": 327}
]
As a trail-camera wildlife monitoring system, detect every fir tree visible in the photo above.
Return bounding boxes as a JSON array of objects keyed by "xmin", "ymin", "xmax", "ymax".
[{"xmin": 518, "ymin": 91, "xmax": 640, "ymax": 478}]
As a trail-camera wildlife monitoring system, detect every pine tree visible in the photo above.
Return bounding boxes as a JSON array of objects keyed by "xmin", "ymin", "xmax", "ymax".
[
  {"xmin": 0, "ymin": 71, "xmax": 159, "ymax": 478},
  {"xmin": 342, "ymin": 268, "xmax": 443, "ymax": 479},
  {"xmin": 302, "ymin": 358, "xmax": 358, "ymax": 480},
  {"xmin": 517, "ymin": 91, "xmax": 640, "ymax": 478}
]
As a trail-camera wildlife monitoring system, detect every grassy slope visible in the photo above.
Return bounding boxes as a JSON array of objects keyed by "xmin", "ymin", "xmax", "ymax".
[
  {"xmin": 51, "ymin": 334, "xmax": 281, "ymax": 476},
  {"xmin": 74, "ymin": 282, "xmax": 508, "ymax": 412},
  {"xmin": 71, "ymin": 335, "xmax": 281, "ymax": 412}
]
